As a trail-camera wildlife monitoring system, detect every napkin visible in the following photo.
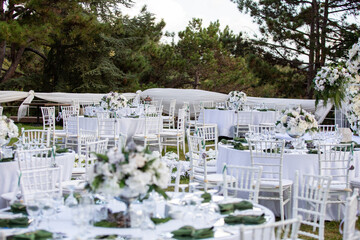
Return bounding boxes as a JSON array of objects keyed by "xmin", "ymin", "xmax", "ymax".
[
  {"xmin": 233, "ymin": 142, "xmax": 249, "ymax": 151},
  {"xmin": 220, "ymin": 139, "xmax": 228, "ymax": 144},
  {"xmin": 93, "ymin": 220, "xmax": 118, "ymax": 228},
  {"xmin": 94, "ymin": 235, "xmax": 118, "ymax": 239},
  {"xmin": 55, "ymin": 148, "xmax": 69, "ymax": 154},
  {"xmin": 11, "ymin": 230, "xmax": 53, "ymax": 240},
  {"xmin": 201, "ymin": 192, "xmax": 212, "ymax": 203},
  {"xmin": 233, "ymin": 137, "xmax": 247, "ymax": 143},
  {"xmin": 0, "ymin": 157, "xmax": 14, "ymax": 162},
  {"xmin": 171, "ymin": 226, "xmax": 214, "ymax": 239},
  {"xmin": 204, "ymin": 107, "xmax": 215, "ymax": 109},
  {"xmin": 307, "ymin": 149, "xmax": 318, "ymax": 154},
  {"xmin": 10, "ymin": 203, "xmax": 27, "ymax": 215},
  {"xmin": 151, "ymin": 217, "xmax": 172, "ymax": 225},
  {"xmin": 0, "ymin": 217, "xmax": 29, "ymax": 228},
  {"xmin": 218, "ymin": 201, "xmax": 253, "ymax": 214},
  {"xmin": 224, "ymin": 214, "xmax": 266, "ymax": 225}
]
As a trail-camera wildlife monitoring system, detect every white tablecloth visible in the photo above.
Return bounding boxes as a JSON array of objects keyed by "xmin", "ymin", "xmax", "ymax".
[
  {"xmin": 76, "ymin": 116, "xmax": 161, "ymax": 142},
  {"xmin": 0, "ymin": 152, "xmax": 75, "ymax": 208},
  {"xmin": 217, "ymin": 144, "xmax": 360, "ymax": 220},
  {"xmin": 1, "ymin": 195, "xmax": 275, "ymax": 240},
  {"xmin": 198, "ymin": 109, "xmax": 277, "ymax": 137}
]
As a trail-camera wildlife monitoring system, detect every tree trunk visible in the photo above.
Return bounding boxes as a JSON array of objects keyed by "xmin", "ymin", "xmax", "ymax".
[
  {"xmin": 0, "ymin": 40, "xmax": 5, "ymax": 73},
  {"xmin": 1, "ymin": 45, "xmax": 26, "ymax": 83},
  {"xmin": 320, "ymin": 0, "xmax": 329, "ymax": 66},
  {"xmin": 307, "ymin": 0, "xmax": 317, "ymax": 99},
  {"xmin": 194, "ymin": 70, "xmax": 200, "ymax": 89}
]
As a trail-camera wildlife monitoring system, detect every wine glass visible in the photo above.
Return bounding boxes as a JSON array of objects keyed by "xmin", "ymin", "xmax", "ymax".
[
  {"xmin": 26, "ymin": 199, "xmax": 41, "ymax": 231},
  {"xmin": 65, "ymin": 186, "xmax": 78, "ymax": 208},
  {"xmin": 40, "ymin": 198, "xmax": 55, "ymax": 231}
]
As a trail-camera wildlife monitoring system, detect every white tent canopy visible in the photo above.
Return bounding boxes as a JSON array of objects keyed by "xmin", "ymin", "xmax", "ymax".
[
  {"xmin": 140, "ymin": 88, "xmax": 332, "ymax": 123},
  {"xmin": 0, "ymin": 89, "xmax": 332, "ymax": 123}
]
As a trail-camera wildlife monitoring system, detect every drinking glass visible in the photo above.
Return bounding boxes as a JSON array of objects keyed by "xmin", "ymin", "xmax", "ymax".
[
  {"xmin": 26, "ymin": 199, "xmax": 41, "ymax": 231},
  {"xmin": 65, "ymin": 186, "xmax": 78, "ymax": 208}
]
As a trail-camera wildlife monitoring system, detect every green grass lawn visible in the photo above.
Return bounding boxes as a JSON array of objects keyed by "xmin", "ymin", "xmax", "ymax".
[{"xmin": 14, "ymin": 123, "xmax": 357, "ymax": 239}]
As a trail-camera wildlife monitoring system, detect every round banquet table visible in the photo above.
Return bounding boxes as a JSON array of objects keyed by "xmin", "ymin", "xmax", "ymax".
[
  {"xmin": 217, "ymin": 143, "xmax": 360, "ymax": 220},
  {"xmin": 0, "ymin": 151, "xmax": 75, "ymax": 208},
  {"xmin": 0, "ymin": 194, "xmax": 275, "ymax": 240},
  {"xmin": 198, "ymin": 109, "xmax": 277, "ymax": 137},
  {"xmin": 75, "ymin": 116, "xmax": 162, "ymax": 142}
]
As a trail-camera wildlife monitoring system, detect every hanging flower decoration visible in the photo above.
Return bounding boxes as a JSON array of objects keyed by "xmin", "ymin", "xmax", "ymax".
[
  {"xmin": 99, "ymin": 91, "xmax": 128, "ymax": 111},
  {"xmin": 313, "ymin": 65, "xmax": 352, "ymax": 108},
  {"xmin": 226, "ymin": 91, "xmax": 247, "ymax": 109}
]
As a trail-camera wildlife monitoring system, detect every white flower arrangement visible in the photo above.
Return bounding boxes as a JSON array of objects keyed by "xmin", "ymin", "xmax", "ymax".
[
  {"xmin": 0, "ymin": 116, "xmax": 18, "ymax": 141},
  {"xmin": 227, "ymin": 91, "xmax": 247, "ymax": 108},
  {"xmin": 313, "ymin": 65, "xmax": 352, "ymax": 108},
  {"xmin": 347, "ymin": 38, "xmax": 360, "ymax": 75},
  {"xmin": 86, "ymin": 144, "xmax": 170, "ymax": 198},
  {"xmin": 276, "ymin": 108, "xmax": 318, "ymax": 136},
  {"xmin": 99, "ymin": 91, "xmax": 128, "ymax": 111}
]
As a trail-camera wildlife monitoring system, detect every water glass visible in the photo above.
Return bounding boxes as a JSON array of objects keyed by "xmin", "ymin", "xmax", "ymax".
[{"xmin": 26, "ymin": 199, "xmax": 41, "ymax": 230}]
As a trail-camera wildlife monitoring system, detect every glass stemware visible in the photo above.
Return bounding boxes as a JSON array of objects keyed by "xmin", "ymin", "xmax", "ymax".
[
  {"xmin": 64, "ymin": 186, "xmax": 78, "ymax": 208},
  {"xmin": 26, "ymin": 199, "xmax": 41, "ymax": 231}
]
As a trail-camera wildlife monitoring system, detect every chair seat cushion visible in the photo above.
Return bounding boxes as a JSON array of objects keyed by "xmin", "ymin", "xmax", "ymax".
[
  {"xmin": 351, "ymin": 178, "xmax": 360, "ymax": 188},
  {"xmin": 72, "ymin": 167, "xmax": 86, "ymax": 175},
  {"xmin": 194, "ymin": 166, "xmax": 217, "ymax": 173},
  {"xmin": 258, "ymin": 179, "xmax": 293, "ymax": 188},
  {"xmin": 133, "ymin": 134, "xmax": 159, "ymax": 140},
  {"xmin": 194, "ymin": 174, "xmax": 236, "ymax": 183},
  {"xmin": 329, "ymin": 180, "xmax": 352, "ymax": 192}
]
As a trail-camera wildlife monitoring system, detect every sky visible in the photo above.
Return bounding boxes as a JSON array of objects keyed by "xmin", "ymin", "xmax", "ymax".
[{"xmin": 120, "ymin": 0, "xmax": 259, "ymax": 43}]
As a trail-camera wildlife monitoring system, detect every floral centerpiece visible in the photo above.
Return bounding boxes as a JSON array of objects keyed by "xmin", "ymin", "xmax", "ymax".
[
  {"xmin": 347, "ymin": 39, "xmax": 360, "ymax": 75},
  {"xmin": 276, "ymin": 108, "xmax": 318, "ymax": 137},
  {"xmin": 0, "ymin": 116, "xmax": 18, "ymax": 145},
  {"xmin": 86, "ymin": 143, "xmax": 170, "ymax": 199},
  {"xmin": 313, "ymin": 65, "xmax": 352, "ymax": 108},
  {"xmin": 99, "ymin": 92, "xmax": 128, "ymax": 111},
  {"xmin": 227, "ymin": 91, "xmax": 247, "ymax": 110}
]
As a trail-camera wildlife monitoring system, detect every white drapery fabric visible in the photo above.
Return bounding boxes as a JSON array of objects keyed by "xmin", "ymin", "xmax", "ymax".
[
  {"xmin": 0, "ymin": 89, "xmax": 332, "ymax": 123},
  {"xmin": 0, "ymin": 91, "xmax": 136, "ymax": 120},
  {"xmin": 141, "ymin": 88, "xmax": 332, "ymax": 123}
]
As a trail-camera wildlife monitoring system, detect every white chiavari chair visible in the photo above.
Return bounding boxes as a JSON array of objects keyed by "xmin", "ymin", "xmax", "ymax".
[
  {"xmin": 133, "ymin": 114, "xmax": 162, "ymax": 152},
  {"xmin": 249, "ymin": 139, "xmax": 292, "ymax": 222},
  {"xmin": 194, "ymin": 124, "xmax": 218, "ymax": 152},
  {"xmin": 97, "ymin": 116, "xmax": 119, "ymax": 148},
  {"xmin": 223, "ymin": 164, "xmax": 262, "ymax": 203},
  {"xmin": 239, "ymin": 216, "xmax": 302, "ymax": 240},
  {"xmin": 187, "ymin": 130, "xmax": 234, "ymax": 191},
  {"xmin": 20, "ymin": 167, "xmax": 62, "ymax": 203},
  {"xmin": 234, "ymin": 111, "xmax": 253, "ymax": 138},
  {"xmin": 41, "ymin": 106, "xmax": 66, "ymax": 146},
  {"xmin": 318, "ymin": 124, "xmax": 338, "ymax": 132},
  {"xmin": 16, "ymin": 147, "xmax": 55, "ymax": 171},
  {"xmin": 341, "ymin": 189, "xmax": 360, "ymax": 240},
  {"xmin": 293, "ymin": 171, "xmax": 332, "ymax": 240},
  {"xmin": 160, "ymin": 108, "xmax": 186, "ymax": 156},
  {"xmin": 61, "ymin": 105, "xmax": 79, "ymax": 129},
  {"xmin": 318, "ymin": 143, "xmax": 353, "ymax": 220},
  {"xmin": 166, "ymin": 161, "xmax": 182, "ymax": 192},
  {"xmin": 21, "ymin": 128, "xmax": 51, "ymax": 148},
  {"xmin": 163, "ymin": 99, "xmax": 176, "ymax": 129}
]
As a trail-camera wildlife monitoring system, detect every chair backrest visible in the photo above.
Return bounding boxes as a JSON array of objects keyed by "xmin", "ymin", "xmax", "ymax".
[
  {"xmin": 318, "ymin": 124, "xmax": 338, "ymax": 132},
  {"xmin": 249, "ymin": 140, "xmax": 285, "ymax": 183},
  {"xmin": 239, "ymin": 216, "xmax": 302, "ymax": 240},
  {"xmin": 235, "ymin": 111, "xmax": 253, "ymax": 138},
  {"xmin": 84, "ymin": 139, "xmax": 108, "ymax": 170},
  {"xmin": 116, "ymin": 132, "xmax": 128, "ymax": 150},
  {"xmin": 97, "ymin": 117, "xmax": 118, "ymax": 139},
  {"xmin": 293, "ymin": 171, "xmax": 332, "ymax": 240},
  {"xmin": 195, "ymin": 124, "xmax": 218, "ymax": 151},
  {"xmin": 16, "ymin": 147, "xmax": 55, "ymax": 171},
  {"xmin": 20, "ymin": 167, "xmax": 62, "ymax": 203},
  {"xmin": 61, "ymin": 106, "xmax": 79, "ymax": 128},
  {"xmin": 223, "ymin": 164, "xmax": 262, "ymax": 203},
  {"xmin": 176, "ymin": 108, "xmax": 186, "ymax": 132},
  {"xmin": 169, "ymin": 99, "xmax": 176, "ymax": 117},
  {"xmin": 200, "ymin": 101, "xmax": 214, "ymax": 108},
  {"xmin": 192, "ymin": 103, "xmax": 203, "ymax": 121},
  {"xmin": 318, "ymin": 143, "xmax": 353, "ymax": 191},
  {"xmin": 66, "ymin": 116, "xmax": 80, "ymax": 136},
  {"xmin": 145, "ymin": 105, "xmax": 158, "ymax": 116},
  {"xmin": 166, "ymin": 161, "xmax": 182, "ymax": 192},
  {"xmin": 0, "ymin": 106, "xmax": 3, "ymax": 116},
  {"xmin": 21, "ymin": 128, "xmax": 51, "ymax": 148},
  {"xmin": 41, "ymin": 107, "xmax": 56, "ymax": 131},
  {"xmin": 342, "ymin": 189, "xmax": 360, "ymax": 240},
  {"xmin": 144, "ymin": 115, "xmax": 161, "ymax": 136}
]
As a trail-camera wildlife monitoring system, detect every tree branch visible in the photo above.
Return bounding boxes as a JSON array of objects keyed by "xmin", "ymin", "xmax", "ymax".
[{"xmin": 24, "ymin": 47, "xmax": 47, "ymax": 60}]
